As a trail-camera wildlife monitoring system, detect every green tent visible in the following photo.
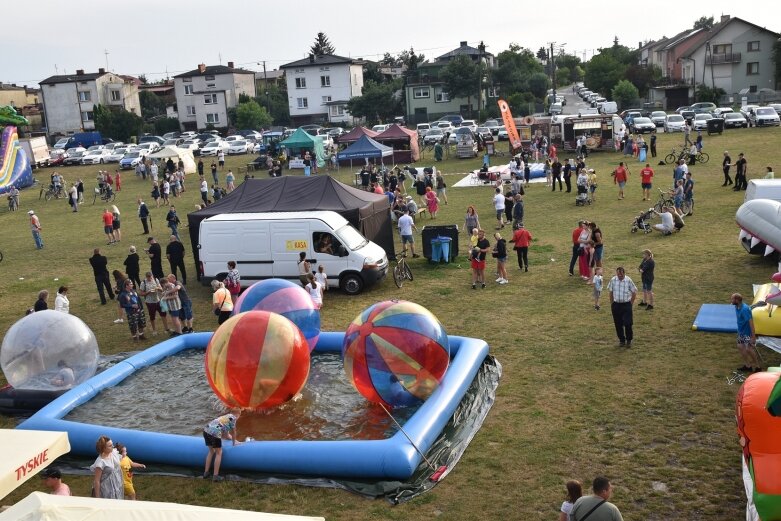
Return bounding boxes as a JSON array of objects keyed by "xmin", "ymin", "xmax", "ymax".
[{"xmin": 279, "ymin": 128, "xmax": 326, "ymax": 168}]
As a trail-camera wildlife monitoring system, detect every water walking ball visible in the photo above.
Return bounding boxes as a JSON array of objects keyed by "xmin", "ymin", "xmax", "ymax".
[
  {"xmin": 205, "ymin": 310, "xmax": 311, "ymax": 410},
  {"xmin": 0, "ymin": 310, "xmax": 99, "ymax": 390},
  {"xmin": 233, "ymin": 279, "xmax": 320, "ymax": 351},
  {"xmin": 342, "ymin": 300, "xmax": 450, "ymax": 408}
]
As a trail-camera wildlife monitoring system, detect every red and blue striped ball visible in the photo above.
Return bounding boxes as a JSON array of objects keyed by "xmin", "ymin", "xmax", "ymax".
[
  {"xmin": 205, "ymin": 311, "xmax": 310, "ymax": 410},
  {"xmin": 233, "ymin": 279, "xmax": 320, "ymax": 351},
  {"xmin": 342, "ymin": 300, "xmax": 450, "ymax": 408}
]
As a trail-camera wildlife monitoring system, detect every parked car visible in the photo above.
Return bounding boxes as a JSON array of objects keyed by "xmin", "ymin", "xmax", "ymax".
[
  {"xmin": 750, "ymin": 106, "xmax": 781, "ymax": 127},
  {"xmin": 623, "ymin": 111, "xmax": 643, "ymax": 126},
  {"xmin": 136, "ymin": 142, "xmax": 161, "ymax": 153},
  {"xmin": 631, "ymin": 117, "xmax": 655, "ymax": 134},
  {"xmin": 103, "ymin": 142, "xmax": 124, "ymax": 151},
  {"xmin": 105, "ymin": 146, "xmax": 131, "ymax": 162},
  {"xmin": 63, "ymin": 150, "xmax": 86, "ymax": 166},
  {"xmin": 483, "ymin": 119, "xmax": 501, "ymax": 135},
  {"xmin": 138, "ymin": 135, "xmax": 165, "ymax": 145},
  {"xmin": 224, "ymin": 135, "xmax": 243, "ymax": 142},
  {"xmin": 422, "ymin": 128, "xmax": 444, "ymax": 145},
  {"xmin": 590, "ymin": 97, "xmax": 607, "ymax": 108},
  {"xmin": 675, "ymin": 106, "xmax": 691, "ymax": 114},
  {"xmin": 713, "ymin": 107, "xmax": 734, "ymax": 117},
  {"xmin": 180, "ymin": 131, "xmax": 197, "ymax": 140},
  {"xmin": 549, "ymin": 102, "xmax": 563, "ymax": 116},
  {"xmin": 448, "ymin": 126, "xmax": 474, "ymax": 144},
  {"xmin": 81, "ymin": 149, "xmax": 111, "ymax": 165},
  {"xmin": 435, "ymin": 121, "xmax": 455, "ymax": 134},
  {"xmin": 740, "ymin": 105, "xmax": 760, "ymax": 120},
  {"xmin": 200, "ymin": 140, "xmax": 229, "ymax": 156},
  {"xmin": 679, "ymin": 110, "xmax": 695, "ymax": 124},
  {"xmin": 227, "ymin": 140, "xmax": 250, "ymax": 154},
  {"xmin": 371, "ymin": 124, "xmax": 389, "ymax": 133},
  {"xmin": 162, "ymin": 138, "xmax": 184, "ymax": 147},
  {"xmin": 769, "ymin": 104, "xmax": 781, "ymax": 116},
  {"xmin": 53, "ymin": 137, "xmax": 70, "ymax": 150},
  {"xmin": 650, "ymin": 111, "xmax": 667, "ymax": 127},
  {"xmin": 723, "ymin": 112, "xmax": 748, "ymax": 128},
  {"xmin": 692, "ymin": 113, "xmax": 714, "ymax": 131},
  {"xmin": 437, "ymin": 114, "xmax": 464, "ymax": 127},
  {"xmin": 497, "ymin": 126, "xmax": 508, "ymax": 140},
  {"xmin": 475, "ymin": 127, "xmax": 492, "ymax": 140},
  {"xmin": 690, "ymin": 102, "xmax": 717, "ymax": 114},
  {"xmin": 327, "ymin": 128, "xmax": 345, "ymax": 138},
  {"xmin": 179, "ymin": 140, "xmax": 200, "ymax": 154},
  {"xmin": 238, "ymin": 130, "xmax": 263, "ymax": 140},
  {"xmin": 460, "ymin": 120, "xmax": 477, "ymax": 132},
  {"xmin": 416, "ymin": 123, "xmax": 430, "ymax": 138},
  {"xmin": 664, "ymin": 114, "xmax": 686, "ymax": 132},
  {"xmin": 119, "ymin": 150, "xmax": 149, "ymax": 169},
  {"xmin": 162, "ymin": 132, "xmax": 181, "ymax": 140}
]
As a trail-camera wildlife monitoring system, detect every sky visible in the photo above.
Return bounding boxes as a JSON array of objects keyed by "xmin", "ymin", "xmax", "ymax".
[{"xmin": 2, "ymin": 1, "xmax": 780, "ymax": 88}]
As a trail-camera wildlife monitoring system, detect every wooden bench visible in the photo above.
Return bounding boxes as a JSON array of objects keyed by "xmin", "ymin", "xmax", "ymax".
[{"xmin": 415, "ymin": 207, "xmax": 428, "ymax": 221}]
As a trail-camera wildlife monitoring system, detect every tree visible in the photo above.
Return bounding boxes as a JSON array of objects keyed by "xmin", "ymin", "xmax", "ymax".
[
  {"xmin": 139, "ymin": 90, "xmax": 166, "ymax": 120},
  {"xmin": 695, "ymin": 84, "xmax": 726, "ymax": 104},
  {"xmin": 527, "ymin": 72, "xmax": 550, "ymax": 99},
  {"xmin": 94, "ymin": 105, "xmax": 143, "ymax": 142},
  {"xmin": 259, "ymin": 83, "xmax": 290, "ymax": 126},
  {"xmin": 536, "ymin": 47, "xmax": 549, "ymax": 62},
  {"xmin": 693, "ymin": 16, "xmax": 714, "ymax": 30},
  {"xmin": 153, "ymin": 117, "xmax": 180, "ymax": 136},
  {"xmin": 611, "ymin": 80, "xmax": 640, "ymax": 109},
  {"xmin": 310, "ymin": 32, "xmax": 335, "ymax": 56},
  {"xmin": 441, "ymin": 55, "xmax": 480, "ymax": 109},
  {"xmin": 236, "ymin": 99, "xmax": 273, "ymax": 130},
  {"xmin": 493, "ymin": 46, "xmax": 545, "ymax": 98},
  {"xmin": 399, "ymin": 47, "xmax": 425, "ymax": 71},
  {"xmin": 363, "ymin": 62, "xmax": 386, "ymax": 84},
  {"xmin": 584, "ymin": 53, "xmax": 627, "ymax": 97},
  {"xmin": 346, "ymin": 81, "xmax": 401, "ymax": 124}
]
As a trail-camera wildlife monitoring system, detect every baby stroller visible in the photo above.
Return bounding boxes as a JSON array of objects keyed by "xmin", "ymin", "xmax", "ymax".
[
  {"xmin": 575, "ymin": 183, "xmax": 591, "ymax": 206},
  {"xmin": 631, "ymin": 208, "xmax": 654, "ymax": 234}
]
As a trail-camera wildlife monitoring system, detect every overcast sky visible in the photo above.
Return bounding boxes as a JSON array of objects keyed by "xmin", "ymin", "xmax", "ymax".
[{"xmin": 2, "ymin": 1, "xmax": 779, "ymax": 88}]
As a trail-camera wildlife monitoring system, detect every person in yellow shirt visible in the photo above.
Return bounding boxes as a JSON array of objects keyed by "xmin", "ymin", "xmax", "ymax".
[
  {"xmin": 115, "ymin": 443, "xmax": 146, "ymax": 500},
  {"xmin": 211, "ymin": 280, "xmax": 235, "ymax": 325},
  {"xmin": 587, "ymin": 169, "xmax": 598, "ymax": 202}
]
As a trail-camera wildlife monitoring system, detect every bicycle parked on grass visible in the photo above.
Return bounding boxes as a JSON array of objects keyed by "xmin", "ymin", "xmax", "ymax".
[
  {"xmin": 393, "ymin": 249, "xmax": 414, "ymax": 288},
  {"xmin": 39, "ymin": 184, "xmax": 66, "ymax": 201},
  {"xmin": 664, "ymin": 147, "xmax": 709, "ymax": 165},
  {"xmin": 654, "ymin": 188, "xmax": 692, "ymax": 215}
]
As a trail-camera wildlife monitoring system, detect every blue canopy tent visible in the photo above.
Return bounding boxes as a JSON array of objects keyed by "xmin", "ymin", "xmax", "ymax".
[{"xmin": 337, "ymin": 135, "xmax": 393, "ymax": 163}]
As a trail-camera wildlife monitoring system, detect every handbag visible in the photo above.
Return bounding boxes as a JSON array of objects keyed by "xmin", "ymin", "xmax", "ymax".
[{"xmin": 214, "ymin": 293, "xmax": 226, "ymax": 316}]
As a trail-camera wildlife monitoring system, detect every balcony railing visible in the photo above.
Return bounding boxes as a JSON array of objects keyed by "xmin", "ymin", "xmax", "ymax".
[{"xmin": 706, "ymin": 52, "xmax": 742, "ymax": 65}]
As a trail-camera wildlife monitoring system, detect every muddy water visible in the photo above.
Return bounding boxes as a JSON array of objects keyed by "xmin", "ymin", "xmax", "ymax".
[{"xmin": 65, "ymin": 350, "xmax": 418, "ymax": 441}]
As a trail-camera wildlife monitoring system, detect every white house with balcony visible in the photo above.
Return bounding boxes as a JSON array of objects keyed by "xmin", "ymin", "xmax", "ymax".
[
  {"xmin": 39, "ymin": 68, "xmax": 141, "ymax": 136},
  {"xmin": 173, "ymin": 62, "xmax": 256, "ymax": 131},
  {"xmin": 280, "ymin": 54, "xmax": 364, "ymax": 125}
]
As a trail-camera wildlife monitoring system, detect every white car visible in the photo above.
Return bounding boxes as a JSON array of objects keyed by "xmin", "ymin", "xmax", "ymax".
[
  {"xmin": 750, "ymin": 107, "xmax": 781, "ymax": 127},
  {"xmin": 631, "ymin": 117, "xmax": 656, "ymax": 134},
  {"xmin": 80, "ymin": 149, "xmax": 111, "ymax": 165},
  {"xmin": 103, "ymin": 142, "xmax": 124, "ymax": 151},
  {"xmin": 180, "ymin": 131, "xmax": 197, "ymax": 139},
  {"xmin": 105, "ymin": 146, "xmax": 131, "ymax": 162},
  {"xmin": 692, "ymin": 113, "xmax": 714, "ymax": 131},
  {"xmin": 224, "ymin": 135, "xmax": 243, "ymax": 142},
  {"xmin": 118, "ymin": 150, "xmax": 150, "ymax": 169},
  {"xmin": 178, "ymin": 140, "xmax": 200, "ymax": 153},
  {"xmin": 416, "ymin": 123, "xmax": 430, "ymax": 137},
  {"xmin": 422, "ymin": 128, "xmax": 444, "ymax": 145},
  {"xmin": 497, "ymin": 126, "xmax": 508, "ymax": 140},
  {"xmin": 53, "ymin": 137, "xmax": 70, "ymax": 149},
  {"xmin": 460, "ymin": 120, "xmax": 477, "ymax": 132},
  {"xmin": 227, "ymin": 140, "xmax": 249, "ymax": 154},
  {"xmin": 200, "ymin": 140, "xmax": 229, "ymax": 156},
  {"xmin": 86, "ymin": 144, "xmax": 105, "ymax": 152},
  {"xmin": 713, "ymin": 107, "xmax": 734, "ymax": 117},
  {"xmin": 435, "ymin": 121, "xmax": 455, "ymax": 133},
  {"xmin": 650, "ymin": 111, "xmax": 667, "ymax": 127},
  {"xmin": 136, "ymin": 142, "xmax": 160, "ymax": 153},
  {"xmin": 371, "ymin": 124, "xmax": 389, "ymax": 133},
  {"xmin": 664, "ymin": 114, "xmax": 686, "ymax": 132},
  {"xmin": 723, "ymin": 112, "xmax": 748, "ymax": 128}
]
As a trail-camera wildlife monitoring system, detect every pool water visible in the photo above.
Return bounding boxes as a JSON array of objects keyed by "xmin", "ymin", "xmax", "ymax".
[{"xmin": 64, "ymin": 350, "xmax": 418, "ymax": 441}]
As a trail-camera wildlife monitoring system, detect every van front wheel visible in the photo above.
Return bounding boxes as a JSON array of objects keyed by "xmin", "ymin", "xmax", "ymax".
[{"xmin": 341, "ymin": 274, "xmax": 364, "ymax": 295}]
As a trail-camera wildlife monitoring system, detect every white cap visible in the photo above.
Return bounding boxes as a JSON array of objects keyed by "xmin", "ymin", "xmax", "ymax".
[{"xmin": 27, "ymin": 210, "xmax": 35, "ymax": 215}]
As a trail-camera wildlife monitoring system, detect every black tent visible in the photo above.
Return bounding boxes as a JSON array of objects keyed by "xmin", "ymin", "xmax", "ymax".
[{"xmin": 188, "ymin": 176, "xmax": 395, "ymax": 279}]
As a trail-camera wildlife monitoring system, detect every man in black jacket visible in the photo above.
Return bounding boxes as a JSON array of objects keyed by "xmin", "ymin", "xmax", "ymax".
[
  {"xmin": 165, "ymin": 235, "xmax": 187, "ymax": 285},
  {"xmin": 137, "ymin": 197, "xmax": 150, "ymax": 235},
  {"xmin": 88, "ymin": 248, "xmax": 114, "ymax": 305},
  {"xmin": 146, "ymin": 236, "xmax": 164, "ymax": 280}
]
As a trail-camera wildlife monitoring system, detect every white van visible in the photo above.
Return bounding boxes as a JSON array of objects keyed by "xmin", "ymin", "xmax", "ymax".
[
  {"xmin": 199, "ymin": 211, "xmax": 389, "ymax": 295},
  {"xmin": 745, "ymin": 179, "xmax": 781, "ymax": 202},
  {"xmin": 599, "ymin": 101, "xmax": 618, "ymax": 114}
]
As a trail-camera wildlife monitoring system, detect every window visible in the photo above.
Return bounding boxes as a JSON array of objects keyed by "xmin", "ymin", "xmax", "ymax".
[
  {"xmin": 313, "ymin": 232, "xmax": 341, "ymax": 255},
  {"xmin": 297, "ymin": 97, "xmax": 308, "ymax": 109},
  {"xmin": 747, "ymin": 62, "xmax": 759, "ymax": 75},
  {"xmin": 330, "ymin": 105, "xmax": 345, "ymax": 117},
  {"xmin": 322, "ymin": 95, "xmax": 332, "ymax": 104},
  {"xmin": 295, "ymin": 77, "xmax": 307, "ymax": 89},
  {"xmin": 713, "ymin": 44, "xmax": 732, "ymax": 55},
  {"xmin": 183, "ymin": 77, "xmax": 192, "ymax": 83},
  {"xmin": 186, "ymin": 106, "xmax": 196, "ymax": 116},
  {"xmin": 413, "ymin": 87, "xmax": 430, "ymax": 99},
  {"xmin": 206, "ymin": 113, "xmax": 220, "ymax": 124},
  {"xmin": 204, "ymin": 93, "xmax": 218, "ymax": 104},
  {"xmin": 206, "ymin": 83, "xmax": 216, "ymax": 89},
  {"xmin": 78, "ymin": 91, "xmax": 91, "ymax": 102},
  {"xmin": 81, "ymin": 111, "xmax": 94, "ymax": 122},
  {"xmin": 319, "ymin": 66, "xmax": 330, "ymax": 71},
  {"xmin": 434, "ymin": 87, "xmax": 450, "ymax": 103},
  {"xmin": 184, "ymin": 84, "xmax": 193, "ymax": 95},
  {"xmin": 749, "ymin": 85, "xmax": 758, "ymax": 93},
  {"xmin": 295, "ymin": 68, "xmax": 305, "ymax": 73},
  {"xmin": 487, "ymin": 86, "xmax": 499, "ymax": 98},
  {"xmin": 205, "ymin": 75, "xmax": 215, "ymax": 81},
  {"xmin": 747, "ymin": 41, "xmax": 760, "ymax": 52},
  {"xmin": 321, "ymin": 75, "xmax": 331, "ymax": 87},
  {"xmin": 110, "ymin": 90, "xmax": 120, "ymax": 101}
]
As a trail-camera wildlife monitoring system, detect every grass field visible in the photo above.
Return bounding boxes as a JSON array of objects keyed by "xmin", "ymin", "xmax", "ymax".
[{"xmin": 2, "ymin": 129, "xmax": 781, "ymax": 520}]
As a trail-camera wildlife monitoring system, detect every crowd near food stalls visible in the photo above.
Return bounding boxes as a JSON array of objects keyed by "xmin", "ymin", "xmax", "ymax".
[
  {"xmin": 279, "ymin": 129, "xmax": 326, "ymax": 169},
  {"xmin": 0, "ymin": 429, "xmax": 70, "ymax": 499},
  {"xmin": 148, "ymin": 146, "xmax": 196, "ymax": 174},
  {"xmin": 336, "ymin": 134, "xmax": 393, "ymax": 167},
  {"xmin": 374, "ymin": 124, "xmax": 419, "ymax": 164},
  {"xmin": 187, "ymin": 176, "xmax": 396, "ymax": 276}
]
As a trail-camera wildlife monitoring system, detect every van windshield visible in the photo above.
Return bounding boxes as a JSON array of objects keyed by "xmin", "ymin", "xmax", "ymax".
[{"xmin": 336, "ymin": 224, "xmax": 368, "ymax": 250}]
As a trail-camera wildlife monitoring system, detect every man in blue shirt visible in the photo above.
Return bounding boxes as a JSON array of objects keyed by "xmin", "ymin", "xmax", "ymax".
[{"xmin": 731, "ymin": 293, "xmax": 760, "ymax": 372}]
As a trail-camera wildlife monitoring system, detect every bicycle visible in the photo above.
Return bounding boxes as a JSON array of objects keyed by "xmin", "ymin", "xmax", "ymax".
[
  {"xmin": 653, "ymin": 188, "xmax": 675, "ymax": 212},
  {"xmin": 7, "ymin": 194, "xmax": 19, "ymax": 211},
  {"xmin": 393, "ymin": 249, "xmax": 414, "ymax": 288},
  {"xmin": 664, "ymin": 147, "xmax": 708, "ymax": 165},
  {"xmin": 93, "ymin": 185, "xmax": 116, "ymax": 205},
  {"xmin": 39, "ymin": 184, "xmax": 65, "ymax": 201}
]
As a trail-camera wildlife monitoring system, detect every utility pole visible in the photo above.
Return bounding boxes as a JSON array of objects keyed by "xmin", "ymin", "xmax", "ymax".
[
  {"xmin": 104, "ymin": 49, "xmax": 109, "ymax": 71},
  {"xmin": 549, "ymin": 42, "xmax": 557, "ymax": 103},
  {"xmin": 259, "ymin": 61, "xmax": 271, "ymax": 115},
  {"xmin": 477, "ymin": 41, "xmax": 486, "ymax": 119}
]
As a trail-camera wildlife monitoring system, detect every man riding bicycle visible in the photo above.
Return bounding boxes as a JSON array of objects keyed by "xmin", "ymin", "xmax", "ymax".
[{"xmin": 7, "ymin": 185, "xmax": 19, "ymax": 210}]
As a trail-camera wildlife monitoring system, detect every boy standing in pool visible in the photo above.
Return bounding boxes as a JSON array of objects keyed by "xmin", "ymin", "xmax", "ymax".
[{"xmin": 203, "ymin": 409, "xmax": 242, "ymax": 481}]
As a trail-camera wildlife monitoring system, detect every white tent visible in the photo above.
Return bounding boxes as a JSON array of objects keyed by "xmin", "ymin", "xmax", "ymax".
[
  {"xmin": 0, "ymin": 430, "xmax": 70, "ymax": 499},
  {"xmin": 0, "ymin": 492, "xmax": 326, "ymax": 521},
  {"xmin": 148, "ymin": 146, "xmax": 196, "ymax": 175}
]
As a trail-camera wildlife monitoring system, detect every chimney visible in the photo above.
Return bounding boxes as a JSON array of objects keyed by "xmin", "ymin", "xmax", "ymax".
[
  {"xmin": 227, "ymin": 61, "xmax": 234, "ymax": 69},
  {"xmin": 460, "ymin": 41, "xmax": 468, "ymax": 47},
  {"xmin": 198, "ymin": 63, "xmax": 206, "ymax": 73},
  {"xmin": 639, "ymin": 41, "xmax": 642, "ymax": 49},
  {"xmin": 98, "ymin": 67, "xmax": 105, "ymax": 74},
  {"xmin": 721, "ymin": 14, "xmax": 729, "ymax": 23},
  {"xmin": 309, "ymin": 53, "xmax": 315, "ymax": 64},
  {"xmin": 76, "ymin": 69, "xmax": 85, "ymax": 76}
]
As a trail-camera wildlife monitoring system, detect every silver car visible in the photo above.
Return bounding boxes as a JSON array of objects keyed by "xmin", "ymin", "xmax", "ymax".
[
  {"xmin": 650, "ymin": 111, "xmax": 667, "ymax": 127},
  {"xmin": 664, "ymin": 114, "xmax": 686, "ymax": 132}
]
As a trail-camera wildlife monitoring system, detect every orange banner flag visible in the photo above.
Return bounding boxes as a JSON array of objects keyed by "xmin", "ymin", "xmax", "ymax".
[{"xmin": 497, "ymin": 99, "xmax": 522, "ymax": 150}]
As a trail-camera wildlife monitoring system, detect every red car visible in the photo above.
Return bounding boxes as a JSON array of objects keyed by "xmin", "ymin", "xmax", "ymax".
[{"xmin": 48, "ymin": 150, "xmax": 67, "ymax": 167}]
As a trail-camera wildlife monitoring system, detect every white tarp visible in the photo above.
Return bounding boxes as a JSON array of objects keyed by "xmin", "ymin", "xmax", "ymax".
[
  {"xmin": 0, "ymin": 430, "xmax": 70, "ymax": 500},
  {"xmin": 148, "ymin": 146, "xmax": 196, "ymax": 175},
  {"xmin": 0, "ymin": 492, "xmax": 326, "ymax": 521}
]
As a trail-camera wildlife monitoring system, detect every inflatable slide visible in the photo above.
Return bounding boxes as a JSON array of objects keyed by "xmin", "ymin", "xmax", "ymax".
[
  {"xmin": 0, "ymin": 125, "xmax": 34, "ymax": 195},
  {"xmin": 737, "ymin": 199, "xmax": 781, "ymax": 257}
]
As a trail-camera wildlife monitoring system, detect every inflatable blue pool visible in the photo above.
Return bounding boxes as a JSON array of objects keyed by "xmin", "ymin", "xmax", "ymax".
[{"xmin": 18, "ymin": 332, "xmax": 489, "ymax": 480}]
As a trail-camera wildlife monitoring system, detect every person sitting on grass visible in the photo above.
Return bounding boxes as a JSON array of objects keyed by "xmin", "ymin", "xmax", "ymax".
[{"xmin": 653, "ymin": 206, "xmax": 675, "ymax": 235}]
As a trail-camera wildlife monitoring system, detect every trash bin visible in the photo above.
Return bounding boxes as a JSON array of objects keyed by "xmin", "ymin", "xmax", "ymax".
[
  {"xmin": 430, "ymin": 237, "xmax": 443, "ymax": 263},
  {"xmin": 707, "ymin": 117, "xmax": 724, "ymax": 135},
  {"xmin": 438, "ymin": 237, "xmax": 452, "ymax": 264},
  {"xmin": 422, "ymin": 225, "xmax": 459, "ymax": 261}
]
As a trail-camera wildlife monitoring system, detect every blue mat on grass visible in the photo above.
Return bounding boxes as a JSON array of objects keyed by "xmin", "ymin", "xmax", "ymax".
[{"xmin": 692, "ymin": 304, "xmax": 737, "ymax": 333}]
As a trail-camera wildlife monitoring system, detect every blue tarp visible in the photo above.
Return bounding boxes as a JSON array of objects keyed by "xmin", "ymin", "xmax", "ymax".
[{"xmin": 337, "ymin": 135, "xmax": 393, "ymax": 161}]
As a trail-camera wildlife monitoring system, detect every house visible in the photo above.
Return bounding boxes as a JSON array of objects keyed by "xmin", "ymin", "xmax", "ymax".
[
  {"xmin": 39, "ymin": 68, "xmax": 141, "ymax": 136},
  {"xmin": 279, "ymin": 54, "xmax": 364, "ymax": 125},
  {"xmin": 139, "ymin": 81, "xmax": 178, "ymax": 119},
  {"xmin": 404, "ymin": 41, "xmax": 495, "ymax": 125},
  {"xmin": 255, "ymin": 69, "xmax": 285, "ymax": 92},
  {"xmin": 173, "ymin": 62, "xmax": 256, "ymax": 132},
  {"xmin": 0, "ymin": 83, "xmax": 39, "ymax": 108}
]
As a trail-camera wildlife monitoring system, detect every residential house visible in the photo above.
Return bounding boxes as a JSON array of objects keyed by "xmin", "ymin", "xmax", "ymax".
[
  {"xmin": 173, "ymin": 62, "xmax": 256, "ymax": 131},
  {"xmin": 139, "ymin": 81, "xmax": 178, "ymax": 119},
  {"xmin": 404, "ymin": 41, "xmax": 495, "ymax": 125},
  {"xmin": 279, "ymin": 54, "xmax": 364, "ymax": 125},
  {"xmin": 0, "ymin": 83, "xmax": 39, "ymax": 108},
  {"xmin": 255, "ymin": 69, "xmax": 285, "ymax": 92},
  {"xmin": 39, "ymin": 68, "xmax": 141, "ymax": 136}
]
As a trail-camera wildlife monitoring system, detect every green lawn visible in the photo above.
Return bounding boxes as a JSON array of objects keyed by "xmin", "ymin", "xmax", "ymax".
[{"xmin": 2, "ymin": 130, "xmax": 780, "ymax": 520}]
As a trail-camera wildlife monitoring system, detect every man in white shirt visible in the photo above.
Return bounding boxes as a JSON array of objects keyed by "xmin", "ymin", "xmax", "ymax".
[
  {"xmin": 653, "ymin": 206, "xmax": 675, "ymax": 235},
  {"xmin": 200, "ymin": 176, "xmax": 209, "ymax": 205},
  {"xmin": 397, "ymin": 209, "xmax": 420, "ymax": 258},
  {"xmin": 493, "ymin": 187, "xmax": 505, "ymax": 229},
  {"xmin": 150, "ymin": 162, "xmax": 159, "ymax": 183},
  {"xmin": 607, "ymin": 267, "xmax": 638, "ymax": 347}
]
